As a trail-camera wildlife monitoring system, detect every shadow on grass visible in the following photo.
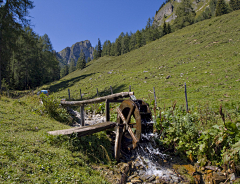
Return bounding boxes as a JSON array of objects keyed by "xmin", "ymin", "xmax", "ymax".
[
  {"xmin": 48, "ymin": 73, "xmax": 94, "ymax": 93},
  {"xmin": 47, "ymin": 132, "xmax": 114, "ymax": 164},
  {"xmin": 74, "ymin": 84, "xmax": 128, "ymax": 101}
]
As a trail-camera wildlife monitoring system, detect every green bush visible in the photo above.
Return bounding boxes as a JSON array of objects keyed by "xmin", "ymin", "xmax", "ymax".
[
  {"xmin": 40, "ymin": 93, "xmax": 70, "ymax": 123},
  {"xmin": 156, "ymin": 105, "xmax": 240, "ymax": 168}
]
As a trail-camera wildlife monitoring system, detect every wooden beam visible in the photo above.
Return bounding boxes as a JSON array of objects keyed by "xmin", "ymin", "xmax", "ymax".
[
  {"xmin": 61, "ymin": 92, "xmax": 134, "ymax": 106},
  {"xmin": 48, "ymin": 122, "xmax": 116, "ymax": 136}
]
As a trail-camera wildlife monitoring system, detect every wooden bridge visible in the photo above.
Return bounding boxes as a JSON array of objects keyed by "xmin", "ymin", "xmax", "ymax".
[{"xmin": 48, "ymin": 92, "xmax": 134, "ymax": 136}]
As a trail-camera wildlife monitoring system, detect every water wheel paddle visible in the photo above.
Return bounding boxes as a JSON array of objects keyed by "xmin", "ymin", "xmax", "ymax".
[{"xmin": 114, "ymin": 98, "xmax": 153, "ymax": 162}]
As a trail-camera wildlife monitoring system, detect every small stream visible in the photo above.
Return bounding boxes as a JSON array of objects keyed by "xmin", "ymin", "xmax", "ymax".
[{"xmin": 125, "ymin": 133, "xmax": 181, "ymax": 183}]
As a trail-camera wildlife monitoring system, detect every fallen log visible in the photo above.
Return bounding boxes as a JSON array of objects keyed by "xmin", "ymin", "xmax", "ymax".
[
  {"xmin": 48, "ymin": 121, "xmax": 116, "ymax": 136},
  {"xmin": 61, "ymin": 91, "xmax": 134, "ymax": 106}
]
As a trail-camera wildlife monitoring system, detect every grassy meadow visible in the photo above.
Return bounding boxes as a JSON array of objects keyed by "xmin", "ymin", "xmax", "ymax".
[
  {"xmin": 0, "ymin": 95, "xmax": 113, "ymax": 183},
  {"xmin": 1, "ymin": 10, "xmax": 240, "ymax": 183},
  {"xmin": 40, "ymin": 10, "xmax": 240, "ymax": 111}
]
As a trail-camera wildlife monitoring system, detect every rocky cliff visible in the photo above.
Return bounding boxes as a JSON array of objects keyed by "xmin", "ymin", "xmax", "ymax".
[
  {"xmin": 154, "ymin": 2, "xmax": 176, "ymax": 25},
  {"xmin": 57, "ymin": 40, "xmax": 94, "ymax": 66}
]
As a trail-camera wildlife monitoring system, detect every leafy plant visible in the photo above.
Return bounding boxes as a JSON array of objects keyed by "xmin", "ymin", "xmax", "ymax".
[
  {"xmin": 156, "ymin": 104, "xmax": 240, "ymax": 169},
  {"xmin": 40, "ymin": 93, "xmax": 70, "ymax": 123}
]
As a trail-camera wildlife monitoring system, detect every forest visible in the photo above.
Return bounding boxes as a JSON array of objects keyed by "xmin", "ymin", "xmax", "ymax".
[{"xmin": 0, "ymin": 0, "xmax": 59, "ymax": 90}]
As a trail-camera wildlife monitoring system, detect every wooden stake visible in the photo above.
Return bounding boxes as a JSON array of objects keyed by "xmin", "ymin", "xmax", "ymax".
[
  {"xmin": 105, "ymin": 99, "xmax": 110, "ymax": 121},
  {"xmin": 80, "ymin": 89, "xmax": 82, "ymax": 99},
  {"xmin": 110, "ymin": 86, "xmax": 113, "ymax": 94},
  {"xmin": 68, "ymin": 88, "xmax": 70, "ymax": 100},
  {"xmin": 153, "ymin": 87, "xmax": 157, "ymax": 107},
  {"xmin": 185, "ymin": 83, "xmax": 188, "ymax": 112},
  {"xmin": 129, "ymin": 85, "xmax": 131, "ymax": 92},
  {"xmin": 80, "ymin": 105, "xmax": 85, "ymax": 126}
]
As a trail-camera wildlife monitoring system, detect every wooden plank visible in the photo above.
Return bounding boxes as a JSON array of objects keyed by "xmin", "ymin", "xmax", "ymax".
[
  {"xmin": 61, "ymin": 92, "xmax": 134, "ymax": 106},
  {"xmin": 48, "ymin": 122, "xmax": 116, "ymax": 136}
]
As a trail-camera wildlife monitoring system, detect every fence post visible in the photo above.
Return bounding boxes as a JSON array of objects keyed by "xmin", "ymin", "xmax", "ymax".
[
  {"xmin": 7, "ymin": 90, "xmax": 9, "ymax": 98},
  {"xmin": 80, "ymin": 89, "xmax": 82, "ymax": 99},
  {"xmin": 97, "ymin": 88, "xmax": 99, "ymax": 97},
  {"xmin": 68, "ymin": 89, "xmax": 70, "ymax": 100},
  {"xmin": 110, "ymin": 86, "xmax": 113, "ymax": 94},
  {"xmin": 153, "ymin": 87, "xmax": 157, "ymax": 107},
  {"xmin": 129, "ymin": 85, "xmax": 131, "ymax": 92},
  {"xmin": 185, "ymin": 83, "xmax": 189, "ymax": 112},
  {"xmin": 80, "ymin": 105, "xmax": 85, "ymax": 126},
  {"xmin": 105, "ymin": 99, "xmax": 110, "ymax": 121}
]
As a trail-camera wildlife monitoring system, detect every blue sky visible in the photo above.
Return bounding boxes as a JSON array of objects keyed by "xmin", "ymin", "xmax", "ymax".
[{"xmin": 29, "ymin": 0, "xmax": 164, "ymax": 52}]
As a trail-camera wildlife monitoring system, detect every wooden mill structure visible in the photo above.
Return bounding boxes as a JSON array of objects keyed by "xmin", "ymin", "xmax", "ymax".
[{"xmin": 48, "ymin": 92, "xmax": 153, "ymax": 161}]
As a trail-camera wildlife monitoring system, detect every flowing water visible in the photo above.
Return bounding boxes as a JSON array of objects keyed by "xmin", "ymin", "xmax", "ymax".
[{"xmin": 129, "ymin": 132, "xmax": 181, "ymax": 183}]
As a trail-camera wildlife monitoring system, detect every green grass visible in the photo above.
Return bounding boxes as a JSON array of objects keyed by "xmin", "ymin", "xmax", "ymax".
[
  {"xmin": 0, "ymin": 95, "xmax": 111, "ymax": 183},
  {"xmin": 2, "ymin": 11, "xmax": 240, "ymax": 183},
  {"xmin": 41, "ymin": 10, "xmax": 240, "ymax": 111}
]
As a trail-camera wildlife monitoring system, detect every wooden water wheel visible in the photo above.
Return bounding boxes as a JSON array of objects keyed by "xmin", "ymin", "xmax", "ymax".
[{"xmin": 114, "ymin": 98, "xmax": 153, "ymax": 162}]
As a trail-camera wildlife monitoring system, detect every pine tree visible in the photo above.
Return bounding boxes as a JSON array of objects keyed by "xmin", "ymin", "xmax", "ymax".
[
  {"xmin": 69, "ymin": 58, "xmax": 76, "ymax": 73},
  {"xmin": 174, "ymin": 0, "xmax": 196, "ymax": 30},
  {"xmin": 110, "ymin": 42, "xmax": 115, "ymax": 56},
  {"xmin": 93, "ymin": 45, "xmax": 98, "ymax": 60},
  {"xmin": 167, "ymin": 23, "xmax": 171, "ymax": 34},
  {"xmin": 230, "ymin": 0, "xmax": 240, "ymax": 10},
  {"xmin": 87, "ymin": 57, "xmax": 91, "ymax": 63},
  {"xmin": 145, "ymin": 18, "xmax": 153, "ymax": 43},
  {"xmin": 77, "ymin": 49, "xmax": 86, "ymax": 69},
  {"xmin": 129, "ymin": 33, "xmax": 136, "ymax": 51},
  {"xmin": 0, "ymin": 0, "xmax": 34, "ymax": 90},
  {"xmin": 97, "ymin": 38, "xmax": 102, "ymax": 58},
  {"xmin": 163, "ymin": 21, "xmax": 167, "ymax": 35},
  {"xmin": 215, "ymin": 0, "xmax": 228, "ymax": 16},
  {"xmin": 135, "ymin": 30, "xmax": 142, "ymax": 48}
]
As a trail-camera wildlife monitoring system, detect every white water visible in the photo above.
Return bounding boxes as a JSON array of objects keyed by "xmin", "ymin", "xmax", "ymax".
[{"xmin": 133, "ymin": 133, "xmax": 180, "ymax": 182}]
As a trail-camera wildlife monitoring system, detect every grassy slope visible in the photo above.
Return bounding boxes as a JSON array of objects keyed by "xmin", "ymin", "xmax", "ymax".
[
  {"xmin": 0, "ymin": 95, "xmax": 110, "ymax": 183},
  {"xmin": 41, "ymin": 10, "xmax": 240, "ymax": 110}
]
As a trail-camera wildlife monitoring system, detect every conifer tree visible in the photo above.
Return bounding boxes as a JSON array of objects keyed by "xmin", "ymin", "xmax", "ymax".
[
  {"xmin": 135, "ymin": 30, "xmax": 142, "ymax": 48},
  {"xmin": 167, "ymin": 23, "xmax": 171, "ymax": 34},
  {"xmin": 230, "ymin": 0, "xmax": 240, "ymax": 10},
  {"xmin": 93, "ymin": 45, "xmax": 98, "ymax": 60},
  {"xmin": 97, "ymin": 38, "xmax": 102, "ymax": 58},
  {"xmin": 69, "ymin": 58, "xmax": 76, "ymax": 73},
  {"xmin": 0, "ymin": 0, "xmax": 34, "ymax": 90},
  {"xmin": 129, "ymin": 33, "xmax": 136, "ymax": 51},
  {"xmin": 87, "ymin": 57, "xmax": 91, "ymax": 63},
  {"xmin": 163, "ymin": 21, "xmax": 167, "ymax": 35},
  {"xmin": 215, "ymin": 0, "xmax": 228, "ymax": 16},
  {"xmin": 77, "ymin": 49, "xmax": 86, "ymax": 69},
  {"xmin": 174, "ymin": 0, "xmax": 196, "ymax": 30}
]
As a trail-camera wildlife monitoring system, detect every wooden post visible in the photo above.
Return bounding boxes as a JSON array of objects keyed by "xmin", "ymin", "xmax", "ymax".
[
  {"xmin": 80, "ymin": 105, "xmax": 85, "ymax": 126},
  {"xmin": 96, "ymin": 88, "xmax": 98, "ymax": 97},
  {"xmin": 153, "ymin": 87, "xmax": 157, "ymax": 107},
  {"xmin": 105, "ymin": 99, "xmax": 110, "ymax": 121},
  {"xmin": 110, "ymin": 86, "xmax": 113, "ymax": 94},
  {"xmin": 7, "ymin": 90, "xmax": 9, "ymax": 98},
  {"xmin": 80, "ymin": 89, "xmax": 82, "ymax": 99},
  {"xmin": 129, "ymin": 85, "xmax": 131, "ymax": 92},
  {"xmin": 68, "ymin": 89, "xmax": 70, "ymax": 100},
  {"xmin": 185, "ymin": 83, "xmax": 189, "ymax": 112}
]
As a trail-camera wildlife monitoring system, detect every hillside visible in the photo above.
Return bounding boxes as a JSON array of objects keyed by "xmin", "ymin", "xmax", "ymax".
[
  {"xmin": 41, "ymin": 10, "xmax": 240, "ymax": 109},
  {"xmin": 154, "ymin": 0, "xmax": 213, "ymax": 25}
]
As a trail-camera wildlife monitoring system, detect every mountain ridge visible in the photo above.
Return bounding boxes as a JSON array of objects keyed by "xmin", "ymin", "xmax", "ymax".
[{"xmin": 57, "ymin": 40, "xmax": 94, "ymax": 67}]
